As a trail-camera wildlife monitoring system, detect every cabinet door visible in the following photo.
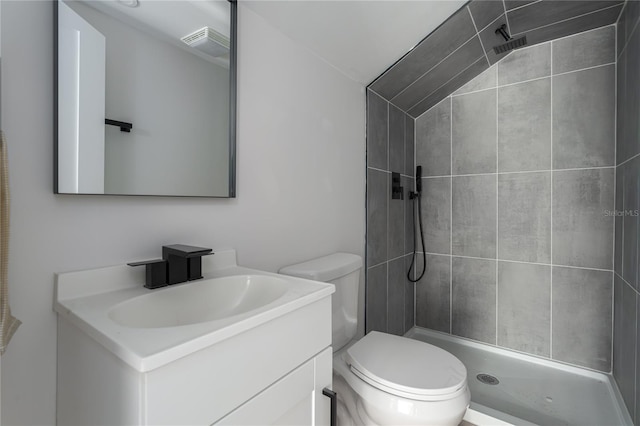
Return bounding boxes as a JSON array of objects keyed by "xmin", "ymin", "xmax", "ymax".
[
  {"xmin": 145, "ymin": 298, "xmax": 332, "ymax": 425},
  {"xmin": 216, "ymin": 358, "xmax": 315, "ymax": 425}
]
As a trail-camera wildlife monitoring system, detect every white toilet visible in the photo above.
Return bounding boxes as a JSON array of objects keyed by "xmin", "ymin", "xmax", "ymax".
[{"xmin": 279, "ymin": 253, "xmax": 470, "ymax": 426}]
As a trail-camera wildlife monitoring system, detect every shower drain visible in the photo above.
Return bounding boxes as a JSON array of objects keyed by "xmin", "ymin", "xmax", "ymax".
[{"xmin": 476, "ymin": 373, "xmax": 500, "ymax": 385}]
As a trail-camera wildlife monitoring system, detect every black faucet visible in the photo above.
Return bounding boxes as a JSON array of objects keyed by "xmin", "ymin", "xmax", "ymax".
[{"xmin": 128, "ymin": 244, "xmax": 213, "ymax": 289}]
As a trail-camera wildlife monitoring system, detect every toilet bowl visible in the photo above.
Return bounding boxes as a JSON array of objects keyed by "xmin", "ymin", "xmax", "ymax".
[
  {"xmin": 333, "ymin": 332, "xmax": 470, "ymax": 425},
  {"xmin": 279, "ymin": 253, "xmax": 470, "ymax": 425}
]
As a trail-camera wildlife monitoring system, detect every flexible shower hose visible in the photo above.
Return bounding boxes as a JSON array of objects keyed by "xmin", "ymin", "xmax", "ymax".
[{"xmin": 407, "ymin": 192, "xmax": 426, "ymax": 283}]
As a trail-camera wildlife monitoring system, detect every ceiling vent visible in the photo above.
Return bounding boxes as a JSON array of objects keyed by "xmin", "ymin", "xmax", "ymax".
[{"xmin": 181, "ymin": 27, "xmax": 229, "ymax": 58}]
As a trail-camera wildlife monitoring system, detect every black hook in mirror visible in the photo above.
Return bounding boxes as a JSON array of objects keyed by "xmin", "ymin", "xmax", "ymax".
[{"xmin": 105, "ymin": 118, "xmax": 133, "ymax": 133}]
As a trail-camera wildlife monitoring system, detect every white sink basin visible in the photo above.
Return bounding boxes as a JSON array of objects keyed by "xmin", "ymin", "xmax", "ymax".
[
  {"xmin": 108, "ymin": 275, "xmax": 289, "ymax": 328},
  {"xmin": 54, "ymin": 250, "xmax": 334, "ymax": 372}
]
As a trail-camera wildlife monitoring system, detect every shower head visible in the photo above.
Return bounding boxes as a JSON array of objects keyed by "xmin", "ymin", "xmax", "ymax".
[
  {"xmin": 492, "ymin": 24, "xmax": 528, "ymax": 54},
  {"xmin": 494, "ymin": 35, "xmax": 528, "ymax": 54}
]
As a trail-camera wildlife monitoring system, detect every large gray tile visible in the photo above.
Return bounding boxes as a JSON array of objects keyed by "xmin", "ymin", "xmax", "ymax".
[
  {"xmin": 626, "ymin": 0, "xmax": 640, "ymax": 38},
  {"xmin": 613, "ymin": 275, "xmax": 637, "ymax": 417},
  {"xmin": 421, "ymin": 177, "xmax": 451, "ymax": 255},
  {"xmin": 498, "ymin": 78, "xmax": 551, "ymax": 172},
  {"xmin": 617, "ymin": 4, "xmax": 627, "ymax": 58},
  {"xmin": 367, "ymin": 91, "xmax": 388, "ymax": 170},
  {"xmin": 616, "ymin": 49, "xmax": 628, "ymax": 166},
  {"xmin": 405, "ymin": 115, "xmax": 415, "ymax": 177},
  {"xmin": 498, "ymin": 42, "xmax": 551, "ymax": 85},
  {"xmin": 625, "ymin": 22, "xmax": 640, "ymax": 161},
  {"xmin": 416, "ymin": 98, "xmax": 451, "ymax": 177},
  {"xmin": 614, "ymin": 162, "xmax": 624, "ymax": 276},
  {"xmin": 553, "ymin": 168, "xmax": 614, "ymax": 270},
  {"xmin": 498, "ymin": 172, "xmax": 551, "ymax": 263},
  {"xmin": 619, "ymin": 25, "xmax": 640, "ymax": 165},
  {"xmin": 622, "ymin": 157, "xmax": 640, "ymax": 289},
  {"xmin": 520, "ymin": 5, "xmax": 623, "ymax": 51},
  {"xmin": 388, "ymin": 173, "xmax": 405, "ymax": 260},
  {"xmin": 416, "ymin": 254, "xmax": 451, "ymax": 333},
  {"xmin": 552, "ymin": 26, "xmax": 615, "ymax": 74},
  {"xmin": 387, "ymin": 257, "xmax": 406, "ymax": 336},
  {"xmin": 366, "ymin": 263, "xmax": 387, "ymax": 333},
  {"xmin": 552, "ymin": 267, "xmax": 612, "ymax": 372},
  {"xmin": 624, "ymin": 1, "xmax": 640, "ymax": 50},
  {"xmin": 468, "ymin": 0, "xmax": 505, "ymax": 31},
  {"xmin": 453, "ymin": 64, "xmax": 496, "ymax": 96},
  {"xmin": 367, "ymin": 169, "xmax": 388, "ymax": 266},
  {"xmin": 553, "ymin": 65, "xmax": 615, "ymax": 169},
  {"xmin": 452, "ymin": 256, "xmax": 497, "ymax": 344},
  {"xmin": 409, "ymin": 57, "xmax": 490, "ymax": 118},
  {"xmin": 370, "ymin": 8, "xmax": 477, "ymax": 100},
  {"xmin": 404, "ymin": 255, "xmax": 415, "ymax": 333},
  {"xmin": 498, "ymin": 261, "xmax": 551, "ymax": 357},
  {"xmin": 393, "ymin": 37, "xmax": 485, "ymax": 111},
  {"xmin": 452, "ymin": 89, "xmax": 497, "ymax": 175},
  {"xmin": 453, "ymin": 175, "xmax": 497, "ymax": 258},
  {"xmin": 508, "ymin": 0, "xmax": 623, "ymax": 34},
  {"xmin": 389, "ymin": 105, "xmax": 405, "ymax": 174}
]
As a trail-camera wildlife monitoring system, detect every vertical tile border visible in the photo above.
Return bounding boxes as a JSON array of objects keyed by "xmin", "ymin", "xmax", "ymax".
[{"xmin": 365, "ymin": 90, "xmax": 417, "ymax": 335}]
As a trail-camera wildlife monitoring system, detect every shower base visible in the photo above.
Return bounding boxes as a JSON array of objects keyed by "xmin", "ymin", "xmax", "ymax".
[{"xmin": 407, "ymin": 327, "xmax": 632, "ymax": 426}]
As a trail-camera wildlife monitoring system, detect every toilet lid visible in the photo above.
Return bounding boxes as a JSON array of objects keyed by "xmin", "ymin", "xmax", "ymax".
[{"xmin": 345, "ymin": 332, "xmax": 467, "ymax": 400}]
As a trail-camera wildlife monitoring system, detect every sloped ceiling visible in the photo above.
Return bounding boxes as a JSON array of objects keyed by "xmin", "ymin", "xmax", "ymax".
[
  {"xmin": 242, "ymin": 0, "xmax": 467, "ymax": 84},
  {"xmin": 369, "ymin": 0, "xmax": 624, "ymax": 118}
]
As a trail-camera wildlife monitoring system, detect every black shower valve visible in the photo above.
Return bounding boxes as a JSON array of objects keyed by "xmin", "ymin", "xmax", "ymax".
[{"xmin": 391, "ymin": 172, "xmax": 404, "ymax": 200}]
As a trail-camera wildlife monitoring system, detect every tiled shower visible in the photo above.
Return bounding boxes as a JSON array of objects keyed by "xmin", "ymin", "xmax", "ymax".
[
  {"xmin": 365, "ymin": 0, "xmax": 640, "ymax": 423},
  {"xmin": 415, "ymin": 30, "xmax": 615, "ymax": 371}
]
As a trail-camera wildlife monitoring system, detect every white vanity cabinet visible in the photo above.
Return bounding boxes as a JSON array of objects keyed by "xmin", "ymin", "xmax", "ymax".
[
  {"xmin": 57, "ymin": 297, "xmax": 332, "ymax": 425},
  {"xmin": 55, "ymin": 250, "xmax": 335, "ymax": 426}
]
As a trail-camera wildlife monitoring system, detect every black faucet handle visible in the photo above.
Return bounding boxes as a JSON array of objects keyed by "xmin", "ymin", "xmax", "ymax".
[
  {"xmin": 162, "ymin": 245, "xmax": 214, "ymax": 283},
  {"xmin": 162, "ymin": 244, "xmax": 213, "ymax": 258},
  {"xmin": 128, "ymin": 259, "xmax": 168, "ymax": 289}
]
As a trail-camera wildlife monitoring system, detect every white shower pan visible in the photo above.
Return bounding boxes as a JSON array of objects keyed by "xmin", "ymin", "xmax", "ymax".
[{"xmin": 407, "ymin": 327, "xmax": 632, "ymax": 426}]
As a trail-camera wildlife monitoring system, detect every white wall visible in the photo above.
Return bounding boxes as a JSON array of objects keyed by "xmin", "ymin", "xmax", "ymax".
[{"xmin": 0, "ymin": 2, "xmax": 365, "ymax": 425}]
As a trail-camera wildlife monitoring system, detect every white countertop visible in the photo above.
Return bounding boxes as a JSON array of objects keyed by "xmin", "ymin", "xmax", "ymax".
[{"xmin": 55, "ymin": 249, "xmax": 334, "ymax": 372}]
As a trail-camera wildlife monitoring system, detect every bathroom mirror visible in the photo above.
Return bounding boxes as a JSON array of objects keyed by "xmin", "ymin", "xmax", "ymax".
[{"xmin": 54, "ymin": 0, "xmax": 236, "ymax": 197}]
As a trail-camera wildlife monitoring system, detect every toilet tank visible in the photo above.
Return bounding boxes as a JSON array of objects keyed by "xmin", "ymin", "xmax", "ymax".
[{"xmin": 279, "ymin": 253, "xmax": 362, "ymax": 351}]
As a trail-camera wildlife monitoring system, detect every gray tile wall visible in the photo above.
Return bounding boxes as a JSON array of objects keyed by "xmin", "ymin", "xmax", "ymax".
[
  {"xmin": 414, "ymin": 26, "xmax": 616, "ymax": 373},
  {"xmin": 613, "ymin": 2, "xmax": 640, "ymax": 423},
  {"xmin": 369, "ymin": 0, "xmax": 622, "ymax": 118},
  {"xmin": 365, "ymin": 88, "xmax": 416, "ymax": 336}
]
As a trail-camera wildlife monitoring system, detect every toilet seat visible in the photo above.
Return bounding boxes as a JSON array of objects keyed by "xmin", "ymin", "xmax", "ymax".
[{"xmin": 345, "ymin": 332, "xmax": 468, "ymax": 402}]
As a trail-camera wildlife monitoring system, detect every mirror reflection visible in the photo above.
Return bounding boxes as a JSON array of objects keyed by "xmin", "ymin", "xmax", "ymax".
[{"xmin": 55, "ymin": 0, "xmax": 236, "ymax": 197}]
